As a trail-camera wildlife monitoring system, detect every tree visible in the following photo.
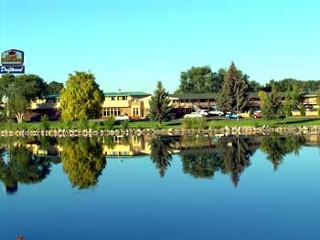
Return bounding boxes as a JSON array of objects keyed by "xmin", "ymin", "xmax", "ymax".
[
  {"xmin": 149, "ymin": 136, "xmax": 174, "ymax": 177},
  {"xmin": 217, "ymin": 62, "xmax": 250, "ymax": 113},
  {"xmin": 148, "ymin": 81, "xmax": 172, "ymax": 127},
  {"xmin": 47, "ymin": 81, "xmax": 64, "ymax": 95},
  {"xmin": 261, "ymin": 87, "xmax": 284, "ymax": 120},
  {"xmin": 176, "ymin": 66, "xmax": 224, "ymax": 93},
  {"xmin": 60, "ymin": 138, "xmax": 106, "ymax": 189},
  {"xmin": 260, "ymin": 135, "xmax": 304, "ymax": 170},
  {"xmin": 0, "ymin": 74, "xmax": 47, "ymax": 123},
  {"xmin": 60, "ymin": 71, "xmax": 104, "ymax": 121}
]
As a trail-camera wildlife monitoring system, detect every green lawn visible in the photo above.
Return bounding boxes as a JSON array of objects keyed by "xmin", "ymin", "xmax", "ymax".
[{"xmin": 1, "ymin": 117, "xmax": 320, "ymax": 131}]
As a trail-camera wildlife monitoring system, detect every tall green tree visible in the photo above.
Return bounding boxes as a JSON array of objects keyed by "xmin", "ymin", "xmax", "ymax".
[
  {"xmin": 148, "ymin": 81, "xmax": 172, "ymax": 127},
  {"xmin": 60, "ymin": 71, "xmax": 104, "ymax": 121},
  {"xmin": 217, "ymin": 62, "xmax": 250, "ymax": 113},
  {"xmin": 261, "ymin": 88, "xmax": 284, "ymax": 120},
  {"xmin": 176, "ymin": 66, "xmax": 224, "ymax": 93}
]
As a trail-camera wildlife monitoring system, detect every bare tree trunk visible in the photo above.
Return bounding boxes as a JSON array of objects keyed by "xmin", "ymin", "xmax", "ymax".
[{"xmin": 15, "ymin": 112, "xmax": 24, "ymax": 123}]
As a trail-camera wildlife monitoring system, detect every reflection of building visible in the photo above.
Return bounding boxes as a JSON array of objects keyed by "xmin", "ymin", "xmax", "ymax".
[{"xmin": 102, "ymin": 135, "xmax": 152, "ymax": 156}]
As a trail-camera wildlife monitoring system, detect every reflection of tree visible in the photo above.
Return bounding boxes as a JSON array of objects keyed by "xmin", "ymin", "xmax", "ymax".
[
  {"xmin": 217, "ymin": 136, "xmax": 257, "ymax": 187},
  {"xmin": 0, "ymin": 140, "xmax": 52, "ymax": 194},
  {"xmin": 181, "ymin": 150, "xmax": 222, "ymax": 178},
  {"xmin": 150, "ymin": 136, "xmax": 174, "ymax": 177},
  {"xmin": 260, "ymin": 134, "xmax": 305, "ymax": 170},
  {"xmin": 60, "ymin": 138, "xmax": 106, "ymax": 189}
]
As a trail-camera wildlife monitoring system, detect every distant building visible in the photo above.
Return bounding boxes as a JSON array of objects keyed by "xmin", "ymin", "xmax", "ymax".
[{"xmin": 101, "ymin": 91, "xmax": 151, "ymax": 119}]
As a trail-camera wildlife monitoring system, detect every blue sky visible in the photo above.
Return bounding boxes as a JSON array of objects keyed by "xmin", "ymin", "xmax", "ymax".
[{"xmin": 1, "ymin": 0, "xmax": 319, "ymax": 93}]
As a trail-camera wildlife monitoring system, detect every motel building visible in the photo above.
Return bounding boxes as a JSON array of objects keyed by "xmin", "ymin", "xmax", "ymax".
[{"xmin": 101, "ymin": 91, "xmax": 151, "ymax": 119}]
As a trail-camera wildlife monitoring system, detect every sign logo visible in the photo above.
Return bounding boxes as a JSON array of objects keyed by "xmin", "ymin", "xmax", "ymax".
[{"xmin": 0, "ymin": 49, "xmax": 25, "ymax": 74}]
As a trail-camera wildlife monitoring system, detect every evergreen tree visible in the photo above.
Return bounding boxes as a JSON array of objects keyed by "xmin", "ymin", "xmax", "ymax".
[
  {"xmin": 217, "ymin": 62, "xmax": 249, "ymax": 113},
  {"xmin": 262, "ymin": 88, "xmax": 284, "ymax": 120},
  {"xmin": 149, "ymin": 81, "xmax": 172, "ymax": 127}
]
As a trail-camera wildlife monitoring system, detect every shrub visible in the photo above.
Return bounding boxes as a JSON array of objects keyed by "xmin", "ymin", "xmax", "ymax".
[
  {"xmin": 40, "ymin": 115, "xmax": 50, "ymax": 130},
  {"xmin": 182, "ymin": 117, "xmax": 207, "ymax": 129},
  {"xmin": 300, "ymin": 105, "xmax": 306, "ymax": 116},
  {"xmin": 104, "ymin": 116, "xmax": 115, "ymax": 130},
  {"xmin": 120, "ymin": 120, "xmax": 130, "ymax": 130},
  {"xmin": 77, "ymin": 119, "xmax": 88, "ymax": 129}
]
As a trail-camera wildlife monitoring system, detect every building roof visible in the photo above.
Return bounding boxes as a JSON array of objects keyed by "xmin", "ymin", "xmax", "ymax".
[
  {"xmin": 169, "ymin": 93, "xmax": 218, "ymax": 100},
  {"xmin": 104, "ymin": 91, "xmax": 150, "ymax": 97}
]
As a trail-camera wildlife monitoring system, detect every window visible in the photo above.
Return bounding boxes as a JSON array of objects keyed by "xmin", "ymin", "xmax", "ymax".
[{"xmin": 133, "ymin": 107, "xmax": 139, "ymax": 116}]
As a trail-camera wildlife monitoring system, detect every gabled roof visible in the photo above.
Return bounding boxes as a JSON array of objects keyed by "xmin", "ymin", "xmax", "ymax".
[{"xmin": 104, "ymin": 91, "xmax": 150, "ymax": 97}]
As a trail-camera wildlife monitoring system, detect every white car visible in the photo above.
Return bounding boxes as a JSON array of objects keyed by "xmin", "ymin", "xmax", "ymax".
[
  {"xmin": 209, "ymin": 108, "xmax": 224, "ymax": 116},
  {"xmin": 183, "ymin": 112, "xmax": 204, "ymax": 118},
  {"xmin": 115, "ymin": 115, "xmax": 130, "ymax": 121}
]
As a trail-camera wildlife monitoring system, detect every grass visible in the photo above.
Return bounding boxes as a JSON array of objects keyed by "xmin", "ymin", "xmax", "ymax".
[{"xmin": 1, "ymin": 117, "xmax": 320, "ymax": 131}]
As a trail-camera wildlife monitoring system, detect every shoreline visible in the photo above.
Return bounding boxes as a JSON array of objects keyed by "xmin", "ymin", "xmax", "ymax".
[{"xmin": 1, "ymin": 125, "xmax": 320, "ymax": 137}]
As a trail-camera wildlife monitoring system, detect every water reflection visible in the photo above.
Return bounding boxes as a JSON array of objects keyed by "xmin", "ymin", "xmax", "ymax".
[
  {"xmin": 0, "ymin": 138, "xmax": 52, "ymax": 194},
  {"xmin": 149, "ymin": 136, "xmax": 174, "ymax": 177},
  {"xmin": 260, "ymin": 134, "xmax": 306, "ymax": 170},
  {"xmin": 59, "ymin": 138, "xmax": 106, "ymax": 189},
  {"xmin": 0, "ymin": 134, "xmax": 317, "ymax": 193}
]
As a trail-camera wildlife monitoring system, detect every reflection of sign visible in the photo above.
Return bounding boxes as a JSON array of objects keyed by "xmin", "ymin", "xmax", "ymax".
[
  {"xmin": 1, "ymin": 49, "xmax": 24, "ymax": 65},
  {"xmin": 0, "ymin": 49, "xmax": 25, "ymax": 74}
]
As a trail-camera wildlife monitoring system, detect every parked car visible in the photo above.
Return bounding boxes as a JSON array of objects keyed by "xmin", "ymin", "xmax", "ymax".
[
  {"xmin": 184, "ymin": 112, "xmax": 204, "ymax": 118},
  {"xmin": 209, "ymin": 108, "xmax": 224, "ymax": 116},
  {"xmin": 252, "ymin": 110, "xmax": 262, "ymax": 118},
  {"xmin": 115, "ymin": 115, "xmax": 130, "ymax": 121},
  {"xmin": 226, "ymin": 113, "xmax": 241, "ymax": 119},
  {"xmin": 197, "ymin": 110, "xmax": 208, "ymax": 116}
]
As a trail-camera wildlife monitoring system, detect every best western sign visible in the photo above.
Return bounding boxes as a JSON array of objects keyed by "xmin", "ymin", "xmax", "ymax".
[{"xmin": 0, "ymin": 49, "xmax": 25, "ymax": 74}]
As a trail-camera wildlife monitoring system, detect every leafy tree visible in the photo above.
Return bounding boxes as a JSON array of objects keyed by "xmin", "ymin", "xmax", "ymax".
[
  {"xmin": 60, "ymin": 71, "xmax": 104, "ymax": 121},
  {"xmin": 217, "ymin": 62, "xmax": 250, "ymax": 113},
  {"xmin": 47, "ymin": 81, "xmax": 64, "ymax": 95},
  {"xmin": 0, "ymin": 74, "xmax": 47, "ymax": 123},
  {"xmin": 176, "ymin": 66, "xmax": 224, "ymax": 93},
  {"xmin": 60, "ymin": 138, "xmax": 106, "ymax": 189},
  {"xmin": 148, "ymin": 81, "xmax": 172, "ymax": 127},
  {"xmin": 261, "ymin": 88, "xmax": 284, "ymax": 120},
  {"xmin": 149, "ymin": 136, "xmax": 174, "ymax": 177},
  {"xmin": 248, "ymin": 80, "xmax": 262, "ymax": 92}
]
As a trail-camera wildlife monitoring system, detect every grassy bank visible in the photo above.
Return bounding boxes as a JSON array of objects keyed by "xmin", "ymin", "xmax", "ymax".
[{"xmin": 1, "ymin": 117, "xmax": 320, "ymax": 131}]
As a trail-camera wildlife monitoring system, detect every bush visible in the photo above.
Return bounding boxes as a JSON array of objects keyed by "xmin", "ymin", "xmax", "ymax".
[
  {"xmin": 120, "ymin": 120, "xmax": 130, "ymax": 130},
  {"xmin": 77, "ymin": 119, "xmax": 88, "ymax": 129},
  {"xmin": 104, "ymin": 117, "xmax": 115, "ymax": 130},
  {"xmin": 40, "ymin": 115, "xmax": 50, "ymax": 130},
  {"xmin": 61, "ymin": 120, "xmax": 73, "ymax": 129},
  {"xmin": 300, "ymin": 105, "xmax": 306, "ymax": 116},
  {"xmin": 88, "ymin": 121, "xmax": 99, "ymax": 130},
  {"xmin": 182, "ymin": 117, "xmax": 207, "ymax": 129}
]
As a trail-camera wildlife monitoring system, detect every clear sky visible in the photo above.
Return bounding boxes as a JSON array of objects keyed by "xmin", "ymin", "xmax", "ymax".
[{"xmin": 1, "ymin": 0, "xmax": 319, "ymax": 93}]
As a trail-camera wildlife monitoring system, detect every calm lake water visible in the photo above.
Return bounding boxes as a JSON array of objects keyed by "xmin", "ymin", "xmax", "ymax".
[{"xmin": 1, "ymin": 134, "xmax": 320, "ymax": 240}]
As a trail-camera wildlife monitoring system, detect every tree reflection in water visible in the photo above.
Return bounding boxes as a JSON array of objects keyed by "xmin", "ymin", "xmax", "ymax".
[
  {"xmin": 0, "ymin": 138, "xmax": 52, "ymax": 194},
  {"xmin": 149, "ymin": 136, "xmax": 174, "ymax": 177},
  {"xmin": 59, "ymin": 138, "xmax": 106, "ymax": 189},
  {"xmin": 260, "ymin": 134, "xmax": 305, "ymax": 170},
  {"xmin": 180, "ymin": 135, "xmax": 258, "ymax": 187}
]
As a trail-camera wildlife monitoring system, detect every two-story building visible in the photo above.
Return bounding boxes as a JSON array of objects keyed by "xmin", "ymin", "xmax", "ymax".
[{"xmin": 101, "ymin": 91, "xmax": 151, "ymax": 119}]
